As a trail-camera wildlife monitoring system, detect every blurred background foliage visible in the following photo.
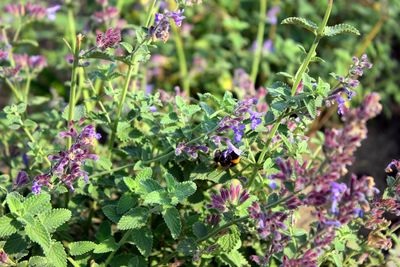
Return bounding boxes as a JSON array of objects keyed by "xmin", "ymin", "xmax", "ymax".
[{"xmin": 1, "ymin": 0, "xmax": 399, "ymax": 115}]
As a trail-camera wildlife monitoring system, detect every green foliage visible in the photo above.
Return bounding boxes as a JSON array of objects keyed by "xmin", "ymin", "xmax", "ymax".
[
  {"xmin": 162, "ymin": 206, "xmax": 182, "ymax": 239},
  {"xmin": 281, "ymin": 17, "xmax": 318, "ymax": 35}
]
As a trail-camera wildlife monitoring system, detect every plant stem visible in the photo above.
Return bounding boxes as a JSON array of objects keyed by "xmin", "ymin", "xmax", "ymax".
[
  {"xmin": 5, "ymin": 78, "xmax": 23, "ymax": 102},
  {"xmin": 250, "ymin": 0, "xmax": 268, "ymax": 83},
  {"xmin": 104, "ymin": 229, "xmax": 133, "ymax": 266},
  {"xmin": 290, "ymin": 0, "xmax": 333, "ymax": 96},
  {"xmin": 171, "ymin": 22, "xmax": 190, "ymax": 96},
  {"xmin": 107, "ymin": 63, "xmax": 135, "ymax": 153},
  {"xmin": 67, "ymin": 35, "xmax": 81, "ymax": 148}
]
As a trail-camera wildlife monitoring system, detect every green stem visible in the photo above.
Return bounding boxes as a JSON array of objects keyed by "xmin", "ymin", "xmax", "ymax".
[
  {"xmin": 250, "ymin": 0, "xmax": 268, "ymax": 83},
  {"xmin": 67, "ymin": 36, "xmax": 81, "ymax": 148},
  {"xmin": 5, "ymin": 78, "xmax": 23, "ymax": 102},
  {"xmin": 24, "ymin": 72, "xmax": 31, "ymax": 103},
  {"xmin": 104, "ymin": 229, "xmax": 133, "ymax": 266},
  {"xmin": 66, "ymin": 0, "xmax": 77, "ymax": 50},
  {"xmin": 108, "ymin": 64, "xmax": 135, "ymax": 153},
  {"xmin": 290, "ymin": 0, "xmax": 333, "ymax": 96},
  {"xmin": 171, "ymin": 22, "xmax": 190, "ymax": 96}
]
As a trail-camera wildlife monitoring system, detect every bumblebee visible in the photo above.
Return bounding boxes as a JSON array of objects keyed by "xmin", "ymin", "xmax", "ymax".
[
  {"xmin": 214, "ymin": 149, "xmax": 240, "ymax": 168},
  {"xmin": 385, "ymin": 162, "xmax": 398, "ymax": 177}
]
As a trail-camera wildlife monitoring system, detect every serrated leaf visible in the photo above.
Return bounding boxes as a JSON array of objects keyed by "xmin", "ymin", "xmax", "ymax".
[
  {"xmin": 120, "ymin": 42, "xmax": 133, "ymax": 53},
  {"xmin": 45, "ymin": 241, "xmax": 67, "ymax": 267},
  {"xmin": 93, "ymin": 238, "xmax": 118, "ymax": 253},
  {"xmin": 123, "ymin": 177, "xmax": 136, "ymax": 191},
  {"xmin": 173, "ymin": 182, "xmax": 197, "ymax": 202},
  {"xmin": 162, "ymin": 206, "xmax": 181, "ymax": 239},
  {"xmin": 217, "ymin": 225, "xmax": 240, "ymax": 253},
  {"xmin": 4, "ymin": 233, "xmax": 28, "ymax": 254},
  {"xmin": 0, "ymin": 215, "xmax": 20, "ymax": 238},
  {"xmin": 192, "ymin": 222, "xmax": 208, "ymax": 238},
  {"xmin": 303, "ymin": 99, "xmax": 317, "ymax": 118},
  {"xmin": 102, "ymin": 205, "xmax": 120, "ymax": 223},
  {"xmin": 6, "ymin": 192, "xmax": 24, "ymax": 215},
  {"xmin": 136, "ymin": 168, "xmax": 153, "ymax": 181},
  {"xmin": 139, "ymin": 179, "xmax": 162, "ymax": 193},
  {"xmin": 117, "ymin": 194, "xmax": 137, "ymax": 214},
  {"xmin": 62, "ymin": 104, "xmax": 86, "ymax": 122},
  {"xmin": 117, "ymin": 121, "xmax": 131, "ymax": 142},
  {"xmin": 281, "ymin": 17, "xmax": 318, "ymax": 34},
  {"xmin": 29, "ymin": 256, "xmax": 52, "ymax": 267},
  {"xmin": 219, "ymin": 249, "xmax": 249, "ymax": 267},
  {"xmin": 130, "ymin": 228, "xmax": 153, "ymax": 257},
  {"xmin": 25, "ymin": 220, "xmax": 51, "ymax": 251},
  {"xmin": 24, "ymin": 192, "xmax": 51, "ymax": 216},
  {"xmin": 143, "ymin": 190, "xmax": 171, "ymax": 205},
  {"xmin": 69, "ymin": 241, "xmax": 97, "ymax": 256},
  {"xmin": 39, "ymin": 209, "xmax": 71, "ymax": 233},
  {"xmin": 177, "ymin": 238, "xmax": 197, "ymax": 256},
  {"xmin": 117, "ymin": 207, "xmax": 149, "ymax": 230},
  {"xmin": 324, "ymin": 24, "xmax": 360, "ymax": 36}
]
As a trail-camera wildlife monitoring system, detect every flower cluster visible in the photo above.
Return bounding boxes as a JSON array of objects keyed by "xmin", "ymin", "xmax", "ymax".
[
  {"xmin": 14, "ymin": 170, "xmax": 29, "ymax": 187},
  {"xmin": 327, "ymin": 54, "xmax": 373, "ymax": 114},
  {"xmin": 175, "ymin": 142, "xmax": 209, "ymax": 159},
  {"xmin": 232, "ymin": 69, "xmax": 268, "ymax": 112},
  {"xmin": 5, "ymin": 2, "xmax": 60, "ymax": 21},
  {"xmin": 249, "ymin": 202, "xmax": 289, "ymax": 263},
  {"xmin": 386, "ymin": 159, "xmax": 400, "ymax": 180},
  {"xmin": 32, "ymin": 124, "xmax": 100, "ymax": 194},
  {"xmin": 207, "ymin": 183, "xmax": 249, "ymax": 212},
  {"xmin": 213, "ymin": 98, "xmax": 263, "ymax": 150},
  {"xmin": 13, "ymin": 54, "xmax": 47, "ymax": 72},
  {"xmin": 149, "ymin": 10, "xmax": 185, "ymax": 42},
  {"xmin": 96, "ymin": 28, "xmax": 121, "ymax": 51},
  {"xmin": 94, "ymin": 6, "xmax": 119, "ymax": 24},
  {"xmin": 281, "ymin": 249, "xmax": 319, "ymax": 267}
]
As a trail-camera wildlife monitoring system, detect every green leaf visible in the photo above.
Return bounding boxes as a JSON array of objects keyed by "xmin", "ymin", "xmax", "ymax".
[
  {"xmin": 62, "ymin": 105, "xmax": 86, "ymax": 122},
  {"xmin": 69, "ymin": 241, "xmax": 97, "ymax": 256},
  {"xmin": 120, "ymin": 42, "xmax": 133, "ymax": 53},
  {"xmin": 303, "ymin": 99, "xmax": 317, "ymax": 118},
  {"xmin": 39, "ymin": 209, "xmax": 72, "ymax": 233},
  {"xmin": 123, "ymin": 177, "xmax": 136, "ymax": 191},
  {"xmin": 102, "ymin": 205, "xmax": 120, "ymax": 223},
  {"xmin": 6, "ymin": 192, "xmax": 24, "ymax": 215},
  {"xmin": 4, "ymin": 233, "xmax": 28, "ymax": 254},
  {"xmin": 29, "ymin": 256, "xmax": 52, "ymax": 267},
  {"xmin": 45, "ymin": 241, "xmax": 67, "ymax": 267},
  {"xmin": 136, "ymin": 167, "xmax": 153, "ymax": 181},
  {"xmin": 143, "ymin": 190, "xmax": 171, "ymax": 205},
  {"xmin": 130, "ymin": 228, "xmax": 153, "ymax": 257},
  {"xmin": 281, "ymin": 17, "xmax": 318, "ymax": 34},
  {"xmin": 117, "ymin": 121, "xmax": 131, "ymax": 142},
  {"xmin": 192, "ymin": 222, "xmax": 208, "ymax": 239},
  {"xmin": 162, "ymin": 206, "xmax": 181, "ymax": 239},
  {"xmin": 25, "ymin": 220, "xmax": 51, "ymax": 251},
  {"xmin": 117, "ymin": 207, "xmax": 149, "ymax": 230},
  {"xmin": 117, "ymin": 194, "xmax": 137, "ymax": 214},
  {"xmin": 217, "ymin": 225, "xmax": 240, "ymax": 253},
  {"xmin": 324, "ymin": 24, "xmax": 360, "ymax": 36},
  {"xmin": 93, "ymin": 238, "xmax": 118, "ymax": 254},
  {"xmin": 0, "ymin": 215, "xmax": 20, "ymax": 238},
  {"xmin": 24, "ymin": 192, "xmax": 51, "ymax": 216},
  {"xmin": 173, "ymin": 182, "xmax": 197, "ymax": 203},
  {"xmin": 219, "ymin": 249, "xmax": 249, "ymax": 267}
]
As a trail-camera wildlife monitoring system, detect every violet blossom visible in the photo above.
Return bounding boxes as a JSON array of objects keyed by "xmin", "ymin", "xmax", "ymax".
[
  {"xmin": 94, "ymin": 6, "xmax": 119, "ymax": 24},
  {"xmin": 14, "ymin": 171, "xmax": 29, "ymax": 187},
  {"xmin": 207, "ymin": 183, "xmax": 249, "ymax": 212},
  {"xmin": 175, "ymin": 142, "xmax": 209, "ymax": 159},
  {"xmin": 327, "ymin": 54, "xmax": 373, "ymax": 115},
  {"xmin": 266, "ymin": 6, "xmax": 280, "ymax": 25},
  {"xmin": 149, "ymin": 10, "xmax": 185, "ymax": 42},
  {"xmin": 32, "ymin": 124, "xmax": 100, "ymax": 193},
  {"xmin": 96, "ymin": 28, "xmax": 121, "ymax": 50}
]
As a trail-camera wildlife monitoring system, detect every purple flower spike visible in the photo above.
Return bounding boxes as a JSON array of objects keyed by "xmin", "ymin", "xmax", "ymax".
[
  {"xmin": 96, "ymin": 28, "xmax": 121, "ymax": 50},
  {"xmin": 169, "ymin": 10, "xmax": 185, "ymax": 27},
  {"xmin": 46, "ymin": 5, "xmax": 61, "ymax": 20},
  {"xmin": 14, "ymin": 171, "xmax": 29, "ymax": 187},
  {"xmin": 208, "ymin": 183, "xmax": 249, "ymax": 212}
]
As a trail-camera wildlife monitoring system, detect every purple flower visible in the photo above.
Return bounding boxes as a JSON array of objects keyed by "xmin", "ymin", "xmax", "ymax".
[
  {"xmin": 207, "ymin": 184, "xmax": 249, "ymax": 212},
  {"xmin": 94, "ymin": 6, "xmax": 119, "ymax": 23},
  {"xmin": 14, "ymin": 171, "xmax": 29, "ymax": 187},
  {"xmin": 32, "ymin": 124, "xmax": 100, "ymax": 193},
  {"xmin": 281, "ymin": 249, "xmax": 319, "ymax": 267},
  {"xmin": 266, "ymin": 6, "xmax": 280, "ymax": 25},
  {"xmin": 46, "ymin": 5, "xmax": 61, "ymax": 21},
  {"xmin": 0, "ymin": 50, "xmax": 8, "ymax": 61},
  {"xmin": 150, "ymin": 10, "xmax": 186, "ymax": 42},
  {"xmin": 96, "ymin": 28, "xmax": 121, "ymax": 50},
  {"xmin": 329, "ymin": 182, "xmax": 347, "ymax": 214},
  {"xmin": 13, "ymin": 54, "xmax": 47, "ymax": 72},
  {"xmin": 169, "ymin": 10, "xmax": 185, "ymax": 27},
  {"xmin": 175, "ymin": 142, "xmax": 209, "ymax": 159}
]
